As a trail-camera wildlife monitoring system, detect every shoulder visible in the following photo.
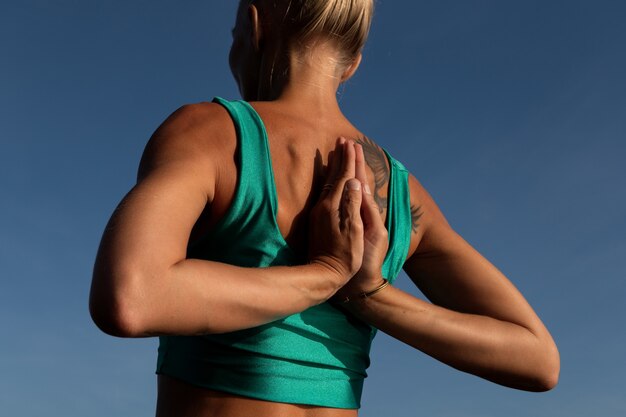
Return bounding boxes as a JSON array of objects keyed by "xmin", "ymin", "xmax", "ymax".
[{"xmin": 137, "ymin": 101, "xmax": 236, "ymax": 181}]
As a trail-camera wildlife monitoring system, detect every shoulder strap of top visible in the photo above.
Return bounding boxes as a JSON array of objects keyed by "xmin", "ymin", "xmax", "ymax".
[
  {"xmin": 211, "ymin": 97, "xmax": 277, "ymax": 220},
  {"xmin": 381, "ymin": 150, "xmax": 412, "ymax": 283}
]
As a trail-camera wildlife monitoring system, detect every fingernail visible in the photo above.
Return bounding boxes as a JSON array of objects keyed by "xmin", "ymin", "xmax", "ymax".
[
  {"xmin": 346, "ymin": 179, "xmax": 361, "ymax": 191},
  {"xmin": 364, "ymin": 184, "xmax": 371, "ymax": 195}
]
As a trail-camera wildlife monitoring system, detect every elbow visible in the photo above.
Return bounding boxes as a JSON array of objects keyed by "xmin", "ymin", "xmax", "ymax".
[
  {"xmin": 498, "ymin": 356, "xmax": 560, "ymax": 392},
  {"xmin": 90, "ymin": 298, "xmax": 144, "ymax": 338},
  {"xmin": 536, "ymin": 347, "xmax": 560, "ymax": 392},
  {"xmin": 89, "ymin": 271, "xmax": 147, "ymax": 338},
  {"xmin": 538, "ymin": 368, "xmax": 560, "ymax": 392},
  {"xmin": 494, "ymin": 335, "xmax": 560, "ymax": 392},
  {"xmin": 526, "ymin": 364, "xmax": 559, "ymax": 392},
  {"xmin": 525, "ymin": 339, "xmax": 561, "ymax": 392}
]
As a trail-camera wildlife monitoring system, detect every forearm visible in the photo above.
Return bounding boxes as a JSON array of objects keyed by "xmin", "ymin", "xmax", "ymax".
[
  {"xmin": 342, "ymin": 284, "xmax": 559, "ymax": 391},
  {"xmin": 150, "ymin": 259, "xmax": 342, "ymax": 335},
  {"xmin": 90, "ymin": 258, "xmax": 339, "ymax": 337}
]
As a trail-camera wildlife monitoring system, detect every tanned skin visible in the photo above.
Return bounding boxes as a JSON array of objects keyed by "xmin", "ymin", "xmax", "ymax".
[{"xmin": 90, "ymin": 3, "xmax": 559, "ymax": 417}]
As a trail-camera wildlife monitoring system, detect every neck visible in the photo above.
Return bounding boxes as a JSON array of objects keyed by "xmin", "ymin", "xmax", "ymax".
[{"xmin": 251, "ymin": 43, "xmax": 344, "ymax": 115}]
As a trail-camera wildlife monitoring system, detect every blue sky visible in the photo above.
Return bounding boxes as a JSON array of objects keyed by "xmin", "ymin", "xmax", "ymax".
[{"xmin": 1, "ymin": 1, "xmax": 625, "ymax": 416}]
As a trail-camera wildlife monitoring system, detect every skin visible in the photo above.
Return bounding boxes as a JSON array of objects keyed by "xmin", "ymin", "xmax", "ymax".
[{"xmin": 90, "ymin": 2, "xmax": 560, "ymax": 416}]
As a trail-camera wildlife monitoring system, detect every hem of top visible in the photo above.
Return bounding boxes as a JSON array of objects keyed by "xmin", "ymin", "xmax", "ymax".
[{"xmin": 155, "ymin": 369, "xmax": 361, "ymax": 410}]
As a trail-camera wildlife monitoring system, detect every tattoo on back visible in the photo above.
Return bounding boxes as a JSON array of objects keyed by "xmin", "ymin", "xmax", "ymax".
[
  {"xmin": 355, "ymin": 136, "xmax": 389, "ymax": 213},
  {"xmin": 410, "ymin": 205, "xmax": 423, "ymax": 233}
]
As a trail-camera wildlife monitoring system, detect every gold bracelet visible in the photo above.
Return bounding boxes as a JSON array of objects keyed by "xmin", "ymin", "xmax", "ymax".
[{"xmin": 340, "ymin": 279, "xmax": 389, "ymax": 303}]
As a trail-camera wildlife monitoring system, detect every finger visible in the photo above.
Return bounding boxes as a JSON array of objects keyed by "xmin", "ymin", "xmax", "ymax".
[
  {"xmin": 355, "ymin": 143, "xmax": 368, "ymax": 188},
  {"xmin": 354, "ymin": 144, "xmax": 374, "ymax": 204},
  {"xmin": 341, "ymin": 140, "xmax": 356, "ymax": 182},
  {"xmin": 320, "ymin": 138, "xmax": 345, "ymax": 198},
  {"xmin": 330, "ymin": 140, "xmax": 356, "ymax": 207},
  {"xmin": 355, "ymin": 141, "xmax": 385, "ymax": 225},
  {"xmin": 361, "ymin": 182, "xmax": 385, "ymax": 228},
  {"xmin": 340, "ymin": 178, "xmax": 363, "ymax": 233},
  {"xmin": 330, "ymin": 137, "xmax": 346, "ymax": 181}
]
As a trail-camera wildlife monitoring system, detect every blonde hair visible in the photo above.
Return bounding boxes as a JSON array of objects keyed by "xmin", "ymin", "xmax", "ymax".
[{"xmin": 253, "ymin": 0, "xmax": 374, "ymax": 69}]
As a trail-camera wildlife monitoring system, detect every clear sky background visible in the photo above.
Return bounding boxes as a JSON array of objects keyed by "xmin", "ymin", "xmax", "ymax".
[{"xmin": 1, "ymin": 1, "xmax": 625, "ymax": 416}]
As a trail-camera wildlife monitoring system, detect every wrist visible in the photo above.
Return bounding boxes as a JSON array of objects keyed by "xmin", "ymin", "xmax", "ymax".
[
  {"xmin": 337, "ymin": 276, "xmax": 389, "ymax": 304},
  {"xmin": 353, "ymin": 269, "xmax": 386, "ymax": 291},
  {"xmin": 304, "ymin": 261, "xmax": 349, "ymax": 301}
]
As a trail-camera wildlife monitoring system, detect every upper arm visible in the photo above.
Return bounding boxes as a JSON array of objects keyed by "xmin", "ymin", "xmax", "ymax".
[
  {"xmin": 402, "ymin": 174, "xmax": 549, "ymax": 336},
  {"xmin": 91, "ymin": 103, "xmax": 229, "ymax": 323}
]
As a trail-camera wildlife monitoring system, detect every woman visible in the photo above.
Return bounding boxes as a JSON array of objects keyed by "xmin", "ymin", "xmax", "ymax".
[{"xmin": 90, "ymin": 1, "xmax": 560, "ymax": 416}]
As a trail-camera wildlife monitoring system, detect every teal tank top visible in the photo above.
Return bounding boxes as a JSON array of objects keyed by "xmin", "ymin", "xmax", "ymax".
[{"xmin": 156, "ymin": 97, "xmax": 412, "ymax": 409}]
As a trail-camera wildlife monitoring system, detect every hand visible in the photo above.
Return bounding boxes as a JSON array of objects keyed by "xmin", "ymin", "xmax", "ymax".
[
  {"xmin": 308, "ymin": 138, "xmax": 364, "ymax": 289},
  {"xmin": 332, "ymin": 142, "xmax": 389, "ymax": 303}
]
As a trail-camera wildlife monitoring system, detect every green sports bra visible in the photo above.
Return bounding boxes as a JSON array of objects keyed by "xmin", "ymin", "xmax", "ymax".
[{"xmin": 156, "ymin": 97, "xmax": 412, "ymax": 409}]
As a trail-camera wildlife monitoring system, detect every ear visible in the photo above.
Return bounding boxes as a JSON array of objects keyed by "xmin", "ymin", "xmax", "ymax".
[
  {"xmin": 340, "ymin": 53, "xmax": 362, "ymax": 82},
  {"xmin": 248, "ymin": 4, "xmax": 262, "ymax": 51}
]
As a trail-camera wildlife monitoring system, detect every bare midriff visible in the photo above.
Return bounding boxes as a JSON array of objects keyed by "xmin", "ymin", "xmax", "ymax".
[{"xmin": 156, "ymin": 375, "xmax": 359, "ymax": 417}]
